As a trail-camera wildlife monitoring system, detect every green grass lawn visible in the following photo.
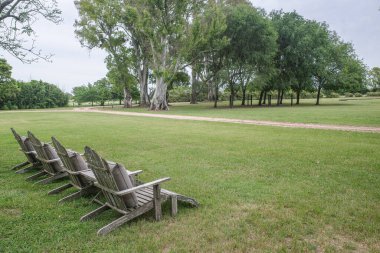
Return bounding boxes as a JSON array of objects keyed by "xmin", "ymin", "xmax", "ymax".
[
  {"xmin": 0, "ymin": 112, "xmax": 379, "ymax": 252},
  {"xmin": 106, "ymin": 97, "xmax": 380, "ymax": 127}
]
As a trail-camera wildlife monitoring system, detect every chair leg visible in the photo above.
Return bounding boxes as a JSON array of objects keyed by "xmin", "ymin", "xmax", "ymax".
[
  {"xmin": 48, "ymin": 183, "xmax": 73, "ymax": 195},
  {"xmin": 11, "ymin": 161, "xmax": 29, "ymax": 170},
  {"xmin": 15, "ymin": 165, "xmax": 37, "ymax": 174},
  {"xmin": 171, "ymin": 195, "xmax": 178, "ymax": 217},
  {"xmin": 153, "ymin": 184, "xmax": 162, "ymax": 221},
  {"xmin": 35, "ymin": 173, "xmax": 67, "ymax": 185},
  {"xmin": 97, "ymin": 202, "xmax": 154, "ymax": 236},
  {"xmin": 91, "ymin": 191, "xmax": 103, "ymax": 205},
  {"xmin": 58, "ymin": 190, "xmax": 82, "ymax": 202},
  {"xmin": 59, "ymin": 186, "xmax": 99, "ymax": 203},
  {"xmin": 26, "ymin": 171, "xmax": 47, "ymax": 181},
  {"xmin": 80, "ymin": 205, "xmax": 110, "ymax": 222}
]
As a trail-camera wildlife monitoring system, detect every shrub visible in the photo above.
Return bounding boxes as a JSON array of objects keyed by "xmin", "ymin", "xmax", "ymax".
[
  {"xmin": 325, "ymin": 92, "xmax": 340, "ymax": 98},
  {"xmin": 300, "ymin": 91, "xmax": 318, "ymax": 99},
  {"xmin": 367, "ymin": 92, "xmax": 380, "ymax": 97},
  {"xmin": 345, "ymin": 92, "xmax": 354, "ymax": 97},
  {"xmin": 354, "ymin": 93, "xmax": 362, "ymax": 97},
  {"xmin": 168, "ymin": 86, "xmax": 191, "ymax": 103}
]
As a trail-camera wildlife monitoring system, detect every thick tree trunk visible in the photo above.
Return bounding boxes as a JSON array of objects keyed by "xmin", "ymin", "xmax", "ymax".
[
  {"xmin": 139, "ymin": 62, "xmax": 150, "ymax": 107},
  {"xmin": 190, "ymin": 67, "xmax": 197, "ymax": 104},
  {"xmin": 276, "ymin": 89, "xmax": 281, "ymax": 106},
  {"xmin": 208, "ymin": 81, "xmax": 215, "ymax": 101},
  {"xmin": 296, "ymin": 90, "xmax": 300, "ymax": 105},
  {"xmin": 229, "ymin": 87, "xmax": 235, "ymax": 108},
  {"xmin": 150, "ymin": 77, "xmax": 168, "ymax": 110},
  {"xmin": 316, "ymin": 86, "xmax": 322, "ymax": 105},
  {"xmin": 258, "ymin": 90, "xmax": 264, "ymax": 106},
  {"xmin": 263, "ymin": 91, "xmax": 267, "ymax": 104},
  {"xmin": 214, "ymin": 84, "xmax": 218, "ymax": 108},
  {"xmin": 241, "ymin": 88, "xmax": 246, "ymax": 106},
  {"xmin": 280, "ymin": 90, "xmax": 284, "ymax": 104},
  {"xmin": 123, "ymin": 87, "xmax": 132, "ymax": 108}
]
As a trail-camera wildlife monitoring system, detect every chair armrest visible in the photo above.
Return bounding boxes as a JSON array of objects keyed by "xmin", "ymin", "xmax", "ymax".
[
  {"xmin": 129, "ymin": 170, "xmax": 143, "ymax": 176},
  {"xmin": 94, "ymin": 177, "xmax": 171, "ymax": 196},
  {"xmin": 24, "ymin": 151, "xmax": 36, "ymax": 155},
  {"xmin": 65, "ymin": 169, "xmax": 91, "ymax": 175},
  {"xmin": 36, "ymin": 156, "xmax": 60, "ymax": 164},
  {"xmin": 116, "ymin": 178, "xmax": 170, "ymax": 196}
]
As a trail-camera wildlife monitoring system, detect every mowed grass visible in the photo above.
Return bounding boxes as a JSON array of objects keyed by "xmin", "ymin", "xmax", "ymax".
[
  {"xmin": 0, "ymin": 112, "xmax": 379, "ymax": 252},
  {"xmin": 107, "ymin": 97, "xmax": 380, "ymax": 127}
]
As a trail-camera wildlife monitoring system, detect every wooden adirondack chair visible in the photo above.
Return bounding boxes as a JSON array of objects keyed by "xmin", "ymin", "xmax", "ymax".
[
  {"xmin": 10, "ymin": 128, "xmax": 42, "ymax": 174},
  {"xmin": 80, "ymin": 146, "xmax": 171, "ymax": 235},
  {"xmin": 27, "ymin": 131, "xmax": 68, "ymax": 184},
  {"xmin": 49, "ymin": 137, "xmax": 99, "ymax": 202}
]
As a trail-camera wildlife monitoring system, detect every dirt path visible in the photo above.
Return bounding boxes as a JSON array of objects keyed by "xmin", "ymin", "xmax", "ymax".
[
  {"xmin": 70, "ymin": 108, "xmax": 380, "ymax": 133},
  {"xmin": 2, "ymin": 108, "xmax": 379, "ymax": 133}
]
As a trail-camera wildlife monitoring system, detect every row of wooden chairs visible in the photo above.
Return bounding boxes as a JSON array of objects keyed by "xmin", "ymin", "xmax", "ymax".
[{"xmin": 10, "ymin": 128, "xmax": 198, "ymax": 235}]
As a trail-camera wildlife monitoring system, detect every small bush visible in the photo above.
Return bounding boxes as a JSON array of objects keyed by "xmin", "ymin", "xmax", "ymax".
[
  {"xmin": 300, "ymin": 91, "xmax": 318, "ymax": 99},
  {"xmin": 324, "ymin": 92, "xmax": 340, "ymax": 98},
  {"xmin": 168, "ymin": 86, "xmax": 191, "ymax": 103},
  {"xmin": 345, "ymin": 92, "xmax": 354, "ymax": 97},
  {"xmin": 367, "ymin": 92, "xmax": 380, "ymax": 97},
  {"xmin": 354, "ymin": 93, "xmax": 362, "ymax": 97}
]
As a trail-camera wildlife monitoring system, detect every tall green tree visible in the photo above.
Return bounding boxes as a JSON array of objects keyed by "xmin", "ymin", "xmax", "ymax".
[
  {"xmin": 186, "ymin": 1, "xmax": 229, "ymax": 108},
  {"xmin": 311, "ymin": 27, "xmax": 365, "ymax": 105},
  {"xmin": 0, "ymin": 58, "xmax": 18, "ymax": 109},
  {"xmin": 75, "ymin": 0, "xmax": 139, "ymax": 108},
  {"xmin": 368, "ymin": 67, "xmax": 380, "ymax": 91},
  {"xmin": 223, "ymin": 4, "xmax": 277, "ymax": 107},
  {"xmin": 270, "ymin": 11, "xmax": 315, "ymax": 105},
  {"xmin": 16, "ymin": 80, "xmax": 68, "ymax": 109},
  {"xmin": 0, "ymin": 0, "xmax": 62, "ymax": 63},
  {"xmin": 93, "ymin": 78, "xmax": 112, "ymax": 106},
  {"xmin": 132, "ymin": 0, "xmax": 195, "ymax": 110}
]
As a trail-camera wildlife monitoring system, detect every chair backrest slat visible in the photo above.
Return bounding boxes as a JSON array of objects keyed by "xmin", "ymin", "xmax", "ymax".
[
  {"xmin": 11, "ymin": 128, "xmax": 37, "ymax": 164},
  {"xmin": 84, "ymin": 147, "xmax": 127, "ymax": 210},
  {"xmin": 28, "ymin": 131, "xmax": 61, "ymax": 175},
  {"xmin": 51, "ymin": 137, "xmax": 87, "ymax": 188}
]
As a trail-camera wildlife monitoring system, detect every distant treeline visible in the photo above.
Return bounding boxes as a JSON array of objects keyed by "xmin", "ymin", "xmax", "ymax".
[
  {"xmin": 74, "ymin": 0, "xmax": 380, "ymax": 109},
  {"xmin": 0, "ymin": 59, "xmax": 68, "ymax": 110}
]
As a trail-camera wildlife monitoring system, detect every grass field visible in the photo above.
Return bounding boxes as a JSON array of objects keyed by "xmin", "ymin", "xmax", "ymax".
[
  {"xmin": 0, "ymin": 110, "xmax": 379, "ymax": 252},
  {"xmin": 107, "ymin": 98, "xmax": 380, "ymax": 127}
]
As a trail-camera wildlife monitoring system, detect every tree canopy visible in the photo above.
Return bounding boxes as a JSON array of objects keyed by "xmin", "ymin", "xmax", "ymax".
[
  {"xmin": 0, "ymin": 0, "xmax": 62, "ymax": 63},
  {"xmin": 72, "ymin": 0, "xmax": 372, "ymax": 109}
]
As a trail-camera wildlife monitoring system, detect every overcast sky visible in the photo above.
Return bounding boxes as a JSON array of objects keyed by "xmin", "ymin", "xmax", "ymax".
[{"xmin": 3, "ymin": 0, "xmax": 380, "ymax": 92}]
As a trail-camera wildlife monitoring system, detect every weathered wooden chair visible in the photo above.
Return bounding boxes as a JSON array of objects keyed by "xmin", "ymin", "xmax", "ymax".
[
  {"xmin": 27, "ymin": 131, "xmax": 68, "ymax": 184},
  {"xmin": 49, "ymin": 137, "xmax": 100, "ymax": 202},
  {"xmin": 80, "ymin": 146, "xmax": 172, "ymax": 235},
  {"xmin": 10, "ymin": 128, "xmax": 42, "ymax": 174}
]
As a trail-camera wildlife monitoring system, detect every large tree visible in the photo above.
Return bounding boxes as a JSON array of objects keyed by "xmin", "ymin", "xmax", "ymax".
[
  {"xmin": 75, "ymin": 0, "xmax": 150, "ymax": 108},
  {"xmin": 186, "ymin": 1, "xmax": 229, "ymax": 108},
  {"xmin": 223, "ymin": 4, "xmax": 277, "ymax": 107},
  {"xmin": 368, "ymin": 67, "xmax": 380, "ymax": 91},
  {"xmin": 310, "ymin": 26, "xmax": 365, "ymax": 105},
  {"xmin": 270, "ymin": 11, "xmax": 315, "ymax": 105},
  {"xmin": 132, "ymin": 0, "xmax": 195, "ymax": 110},
  {"xmin": 0, "ymin": 0, "xmax": 62, "ymax": 63},
  {"xmin": 0, "ymin": 58, "xmax": 18, "ymax": 108}
]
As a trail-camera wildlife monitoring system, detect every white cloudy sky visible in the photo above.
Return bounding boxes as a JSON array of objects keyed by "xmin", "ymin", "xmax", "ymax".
[{"xmin": 3, "ymin": 0, "xmax": 380, "ymax": 92}]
